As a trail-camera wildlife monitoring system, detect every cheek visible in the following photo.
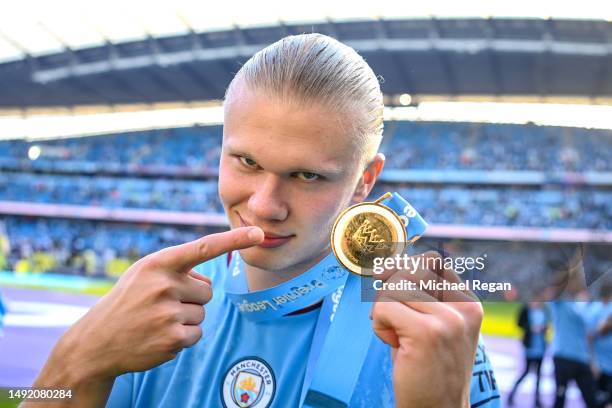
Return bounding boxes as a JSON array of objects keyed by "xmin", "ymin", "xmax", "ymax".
[
  {"xmin": 299, "ymin": 187, "xmax": 349, "ymax": 230},
  {"xmin": 218, "ymin": 159, "xmax": 241, "ymax": 207}
]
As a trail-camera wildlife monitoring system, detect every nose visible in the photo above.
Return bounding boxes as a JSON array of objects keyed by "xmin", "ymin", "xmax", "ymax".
[{"xmin": 247, "ymin": 174, "xmax": 289, "ymax": 222}]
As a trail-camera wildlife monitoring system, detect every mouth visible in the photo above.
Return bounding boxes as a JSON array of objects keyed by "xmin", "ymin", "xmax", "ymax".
[{"xmin": 237, "ymin": 213, "xmax": 295, "ymax": 249}]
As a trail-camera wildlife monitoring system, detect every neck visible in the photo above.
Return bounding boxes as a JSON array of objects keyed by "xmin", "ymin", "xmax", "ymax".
[{"xmin": 244, "ymin": 247, "xmax": 331, "ymax": 292}]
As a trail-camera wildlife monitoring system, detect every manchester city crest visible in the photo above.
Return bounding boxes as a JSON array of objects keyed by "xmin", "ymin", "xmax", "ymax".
[{"xmin": 221, "ymin": 357, "xmax": 276, "ymax": 408}]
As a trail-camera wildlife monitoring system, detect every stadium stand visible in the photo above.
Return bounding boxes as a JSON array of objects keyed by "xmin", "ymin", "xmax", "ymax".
[
  {"xmin": 1, "ymin": 173, "xmax": 610, "ymax": 229},
  {"xmin": 1, "ymin": 121, "xmax": 610, "ymax": 277},
  {"xmin": 383, "ymin": 122, "xmax": 612, "ymax": 172},
  {"xmin": 0, "ymin": 173, "xmax": 223, "ymax": 212},
  {"xmin": 2, "ymin": 217, "xmax": 222, "ymax": 277},
  {"xmin": 2, "ymin": 122, "xmax": 611, "ymax": 173}
]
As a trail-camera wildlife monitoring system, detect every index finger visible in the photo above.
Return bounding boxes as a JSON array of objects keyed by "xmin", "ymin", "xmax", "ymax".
[{"xmin": 155, "ymin": 226, "xmax": 264, "ymax": 272}]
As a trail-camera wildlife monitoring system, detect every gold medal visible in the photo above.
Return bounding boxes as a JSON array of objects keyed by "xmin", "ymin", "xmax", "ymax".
[{"xmin": 331, "ymin": 192, "xmax": 407, "ymax": 276}]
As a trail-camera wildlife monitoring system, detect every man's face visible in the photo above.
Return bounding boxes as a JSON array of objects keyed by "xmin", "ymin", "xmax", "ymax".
[{"xmin": 219, "ymin": 86, "xmax": 366, "ymax": 274}]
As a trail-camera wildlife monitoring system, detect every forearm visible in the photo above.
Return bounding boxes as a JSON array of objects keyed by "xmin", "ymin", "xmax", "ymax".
[{"xmin": 20, "ymin": 335, "xmax": 115, "ymax": 408}]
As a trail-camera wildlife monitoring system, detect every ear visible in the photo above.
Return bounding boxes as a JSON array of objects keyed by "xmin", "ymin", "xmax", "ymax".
[{"xmin": 351, "ymin": 153, "xmax": 385, "ymax": 204}]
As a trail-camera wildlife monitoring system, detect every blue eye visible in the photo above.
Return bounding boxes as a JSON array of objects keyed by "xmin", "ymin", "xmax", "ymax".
[
  {"xmin": 239, "ymin": 156, "xmax": 258, "ymax": 168},
  {"xmin": 295, "ymin": 171, "xmax": 320, "ymax": 181}
]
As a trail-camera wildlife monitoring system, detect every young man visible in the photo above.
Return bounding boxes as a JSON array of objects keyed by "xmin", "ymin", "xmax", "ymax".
[
  {"xmin": 25, "ymin": 34, "xmax": 499, "ymax": 407},
  {"xmin": 588, "ymin": 281, "xmax": 612, "ymax": 407},
  {"xmin": 507, "ymin": 301, "xmax": 549, "ymax": 407},
  {"xmin": 544, "ymin": 246, "xmax": 603, "ymax": 408}
]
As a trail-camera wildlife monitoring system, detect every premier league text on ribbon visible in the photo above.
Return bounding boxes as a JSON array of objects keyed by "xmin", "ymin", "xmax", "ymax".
[{"xmin": 236, "ymin": 279, "xmax": 327, "ymax": 313}]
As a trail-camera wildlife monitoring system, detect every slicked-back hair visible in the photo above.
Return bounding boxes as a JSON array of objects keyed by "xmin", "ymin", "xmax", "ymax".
[{"xmin": 224, "ymin": 33, "xmax": 384, "ymax": 166}]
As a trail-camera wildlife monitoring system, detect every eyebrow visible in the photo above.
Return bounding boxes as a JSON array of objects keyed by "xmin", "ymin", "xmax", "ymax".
[{"xmin": 225, "ymin": 145, "xmax": 345, "ymax": 177}]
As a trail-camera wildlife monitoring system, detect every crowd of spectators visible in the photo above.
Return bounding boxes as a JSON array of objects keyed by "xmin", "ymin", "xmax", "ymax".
[
  {"xmin": 0, "ymin": 217, "xmax": 221, "ymax": 277},
  {"xmin": 1, "ymin": 122, "xmax": 611, "ymax": 173},
  {"xmin": 382, "ymin": 122, "xmax": 612, "ymax": 172},
  {"xmin": 1, "ymin": 121, "xmax": 609, "ymax": 277},
  {"xmin": 0, "ymin": 173, "xmax": 223, "ymax": 213},
  {"xmin": 1, "ymin": 173, "xmax": 609, "ymax": 230},
  {"xmin": 375, "ymin": 184, "xmax": 612, "ymax": 230},
  {"xmin": 0, "ymin": 126, "xmax": 223, "ymax": 170}
]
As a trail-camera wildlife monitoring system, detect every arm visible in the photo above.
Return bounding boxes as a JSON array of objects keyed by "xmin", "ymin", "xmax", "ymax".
[
  {"xmin": 22, "ymin": 339, "xmax": 115, "ymax": 407},
  {"xmin": 21, "ymin": 227, "xmax": 264, "ymax": 408}
]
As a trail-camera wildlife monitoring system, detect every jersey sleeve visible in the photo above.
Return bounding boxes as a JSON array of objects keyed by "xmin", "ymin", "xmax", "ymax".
[
  {"xmin": 469, "ymin": 337, "xmax": 501, "ymax": 407},
  {"xmin": 105, "ymin": 372, "xmax": 134, "ymax": 408}
]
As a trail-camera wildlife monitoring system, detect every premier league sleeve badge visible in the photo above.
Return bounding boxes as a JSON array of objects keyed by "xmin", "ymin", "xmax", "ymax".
[{"xmin": 330, "ymin": 192, "xmax": 428, "ymax": 276}]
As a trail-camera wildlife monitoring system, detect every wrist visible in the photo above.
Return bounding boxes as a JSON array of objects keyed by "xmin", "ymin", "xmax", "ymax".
[
  {"xmin": 37, "ymin": 331, "xmax": 115, "ymax": 389},
  {"xmin": 27, "ymin": 332, "xmax": 116, "ymax": 408}
]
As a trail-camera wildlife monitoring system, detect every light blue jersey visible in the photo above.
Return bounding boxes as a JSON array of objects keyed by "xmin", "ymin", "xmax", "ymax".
[
  {"xmin": 587, "ymin": 301, "xmax": 612, "ymax": 375},
  {"xmin": 549, "ymin": 301, "xmax": 590, "ymax": 364},
  {"xmin": 526, "ymin": 307, "xmax": 548, "ymax": 359},
  {"xmin": 107, "ymin": 254, "xmax": 500, "ymax": 408}
]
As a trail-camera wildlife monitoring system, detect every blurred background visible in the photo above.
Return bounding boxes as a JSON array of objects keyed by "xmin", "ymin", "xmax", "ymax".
[{"xmin": 0, "ymin": 1, "xmax": 611, "ymax": 407}]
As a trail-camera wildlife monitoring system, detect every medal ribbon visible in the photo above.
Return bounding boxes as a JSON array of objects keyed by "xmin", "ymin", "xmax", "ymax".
[
  {"xmin": 225, "ymin": 252, "xmax": 348, "ymax": 322},
  {"xmin": 301, "ymin": 192, "xmax": 427, "ymax": 407}
]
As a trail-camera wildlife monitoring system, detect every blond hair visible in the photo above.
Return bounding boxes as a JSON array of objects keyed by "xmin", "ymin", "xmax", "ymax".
[{"xmin": 225, "ymin": 33, "xmax": 384, "ymax": 165}]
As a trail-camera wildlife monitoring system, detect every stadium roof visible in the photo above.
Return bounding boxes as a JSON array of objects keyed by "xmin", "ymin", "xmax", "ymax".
[
  {"xmin": 1, "ymin": 0, "xmax": 611, "ymax": 62},
  {"xmin": 1, "ymin": 1, "xmax": 611, "ymax": 107}
]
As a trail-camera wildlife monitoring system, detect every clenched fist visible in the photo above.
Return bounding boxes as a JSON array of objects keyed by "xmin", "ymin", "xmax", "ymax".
[{"xmin": 372, "ymin": 251, "xmax": 484, "ymax": 408}]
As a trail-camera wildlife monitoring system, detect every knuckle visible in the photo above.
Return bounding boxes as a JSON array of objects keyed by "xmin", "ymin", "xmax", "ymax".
[
  {"xmin": 462, "ymin": 301, "xmax": 484, "ymax": 327},
  {"xmin": 181, "ymin": 326, "xmax": 202, "ymax": 348},
  {"xmin": 446, "ymin": 312, "xmax": 467, "ymax": 336},
  {"xmin": 199, "ymin": 281, "xmax": 212, "ymax": 300},
  {"xmin": 140, "ymin": 254, "xmax": 161, "ymax": 271},
  {"xmin": 155, "ymin": 278, "xmax": 178, "ymax": 299},
  {"xmin": 370, "ymin": 303, "xmax": 383, "ymax": 321},
  {"xmin": 168, "ymin": 304, "xmax": 183, "ymax": 322},
  {"xmin": 168, "ymin": 325, "xmax": 187, "ymax": 346},
  {"xmin": 196, "ymin": 238, "xmax": 209, "ymax": 258},
  {"xmin": 191, "ymin": 326, "xmax": 203, "ymax": 343},
  {"xmin": 153, "ymin": 304, "xmax": 177, "ymax": 326},
  {"xmin": 197, "ymin": 306, "xmax": 206, "ymax": 323},
  {"xmin": 422, "ymin": 318, "xmax": 445, "ymax": 340}
]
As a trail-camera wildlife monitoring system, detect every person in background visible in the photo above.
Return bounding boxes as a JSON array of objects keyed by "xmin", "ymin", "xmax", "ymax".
[
  {"xmin": 544, "ymin": 244, "xmax": 603, "ymax": 408},
  {"xmin": 507, "ymin": 300, "xmax": 550, "ymax": 407},
  {"xmin": 588, "ymin": 281, "xmax": 612, "ymax": 408}
]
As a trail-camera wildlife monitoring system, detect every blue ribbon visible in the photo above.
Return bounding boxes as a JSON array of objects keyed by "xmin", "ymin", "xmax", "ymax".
[
  {"xmin": 300, "ymin": 192, "xmax": 427, "ymax": 407},
  {"xmin": 225, "ymin": 252, "xmax": 348, "ymax": 322}
]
